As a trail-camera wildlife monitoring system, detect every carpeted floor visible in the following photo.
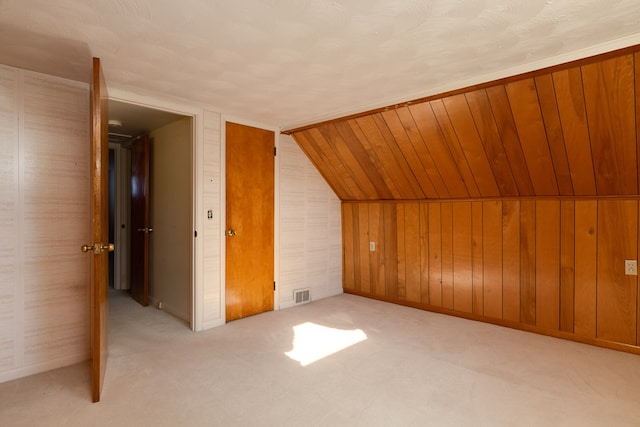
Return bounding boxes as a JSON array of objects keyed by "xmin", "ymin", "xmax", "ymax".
[{"xmin": 1, "ymin": 290, "xmax": 639, "ymax": 426}]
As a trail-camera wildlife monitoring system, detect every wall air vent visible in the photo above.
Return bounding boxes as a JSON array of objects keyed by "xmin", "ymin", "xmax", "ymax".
[{"xmin": 294, "ymin": 289, "xmax": 311, "ymax": 305}]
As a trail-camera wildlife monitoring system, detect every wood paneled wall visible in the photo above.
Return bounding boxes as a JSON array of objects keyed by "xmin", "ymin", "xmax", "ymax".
[
  {"xmin": 289, "ymin": 47, "xmax": 640, "ymax": 201},
  {"xmin": 343, "ymin": 200, "xmax": 640, "ymax": 352}
]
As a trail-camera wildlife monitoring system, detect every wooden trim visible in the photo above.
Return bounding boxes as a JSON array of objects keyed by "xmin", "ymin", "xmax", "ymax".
[
  {"xmin": 343, "ymin": 289, "xmax": 640, "ymax": 356},
  {"xmin": 339, "ymin": 195, "xmax": 640, "ymax": 204},
  {"xmin": 282, "ymin": 44, "xmax": 640, "ymax": 135}
]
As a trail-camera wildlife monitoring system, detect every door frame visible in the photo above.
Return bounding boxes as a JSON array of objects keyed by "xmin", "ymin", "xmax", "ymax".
[
  {"xmin": 109, "ymin": 89, "xmax": 201, "ymax": 330},
  {"xmin": 109, "ymin": 142, "xmax": 130, "ymax": 291},
  {"xmin": 220, "ymin": 115, "xmax": 281, "ymax": 322}
]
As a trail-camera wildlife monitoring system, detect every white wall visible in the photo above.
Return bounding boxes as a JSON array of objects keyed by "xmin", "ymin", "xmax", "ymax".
[
  {"xmin": 149, "ymin": 117, "xmax": 192, "ymax": 323},
  {"xmin": 278, "ymin": 134, "xmax": 342, "ymax": 308},
  {"xmin": 0, "ymin": 65, "xmax": 90, "ymax": 382},
  {"xmin": 0, "ymin": 64, "xmax": 343, "ymax": 383}
]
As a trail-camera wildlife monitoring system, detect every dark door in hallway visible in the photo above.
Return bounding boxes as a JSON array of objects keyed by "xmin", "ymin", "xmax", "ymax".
[{"xmin": 130, "ymin": 135, "xmax": 151, "ymax": 306}]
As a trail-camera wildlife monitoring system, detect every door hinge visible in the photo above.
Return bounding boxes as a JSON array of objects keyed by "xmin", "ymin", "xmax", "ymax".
[
  {"xmin": 194, "ymin": 230, "xmax": 197, "ymax": 238},
  {"xmin": 274, "ymin": 147, "xmax": 277, "ymax": 156},
  {"xmin": 273, "ymin": 281, "xmax": 276, "ymax": 291}
]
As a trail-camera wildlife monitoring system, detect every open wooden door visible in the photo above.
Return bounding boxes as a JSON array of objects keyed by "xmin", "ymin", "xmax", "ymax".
[
  {"xmin": 225, "ymin": 122, "xmax": 275, "ymax": 322},
  {"xmin": 130, "ymin": 135, "xmax": 151, "ymax": 306},
  {"xmin": 83, "ymin": 57, "xmax": 110, "ymax": 402}
]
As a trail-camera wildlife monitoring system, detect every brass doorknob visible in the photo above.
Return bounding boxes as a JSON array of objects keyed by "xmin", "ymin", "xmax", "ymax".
[
  {"xmin": 81, "ymin": 243, "xmax": 115, "ymax": 254},
  {"xmin": 226, "ymin": 229, "xmax": 237, "ymax": 237}
]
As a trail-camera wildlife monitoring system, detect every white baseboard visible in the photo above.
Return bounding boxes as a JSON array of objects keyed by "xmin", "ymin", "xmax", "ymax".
[{"xmin": 0, "ymin": 352, "xmax": 89, "ymax": 384}]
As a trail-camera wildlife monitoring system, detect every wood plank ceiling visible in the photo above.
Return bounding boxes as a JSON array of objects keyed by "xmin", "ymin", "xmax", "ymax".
[{"xmin": 286, "ymin": 45, "xmax": 640, "ymax": 201}]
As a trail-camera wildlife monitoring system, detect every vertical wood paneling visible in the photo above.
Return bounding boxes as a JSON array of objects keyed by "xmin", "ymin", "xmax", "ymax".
[
  {"xmin": 471, "ymin": 202, "xmax": 484, "ymax": 315},
  {"xmin": 419, "ymin": 203, "xmax": 429, "ymax": 304},
  {"xmin": 560, "ymin": 201, "xmax": 576, "ymax": 333},
  {"xmin": 428, "ymin": 203, "xmax": 442, "ymax": 307},
  {"xmin": 506, "ymin": 79, "xmax": 559, "ymax": 195},
  {"xmin": 441, "ymin": 203, "xmax": 454, "ymax": 309},
  {"xmin": 395, "ymin": 108, "xmax": 450, "ymax": 198},
  {"xmin": 520, "ymin": 200, "xmax": 536, "ymax": 325},
  {"xmin": 396, "ymin": 204, "xmax": 406, "ymax": 299},
  {"xmin": 442, "ymin": 95, "xmax": 500, "ymax": 197},
  {"xmin": 483, "ymin": 201, "xmax": 502, "ymax": 319},
  {"xmin": 582, "ymin": 55, "xmax": 637, "ymax": 195},
  {"xmin": 431, "ymin": 100, "xmax": 480, "ymax": 197},
  {"xmin": 465, "ymin": 90, "xmax": 519, "ymax": 196},
  {"xmin": 383, "ymin": 203, "xmax": 398, "ymax": 299},
  {"xmin": 502, "ymin": 200, "xmax": 520, "ymax": 323},
  {"xmin": 357, "ymin": 204, "xmax": 370, "ymax": 293},
  {"xmin": 380, "ymin": 110, "xmax": 438, "ymax": 198},
  {"xmin": 534, "ymin": 74, "xmax": 574, "ymax": 195},
  {"xmin": 486, "ymin": 86, "xmax": 534, "ymax": 196},
  {"xmin": 368, "ymin": 203, "xmax": 384, "ymax": 297},
  {"xmin": 574, "ymin": 201, "xmax": 597, "ymax": 338},
  {"xmin": 552, "ymin": 68, "xmax": 598, "ymax": 196},
  {"xmin": 452, "ymin": 202, "xmax": 473, "ymax": 314},
  {"xmin": 319, "ymin": 125, "xmax": 378, "ymax": 199},
  {"xmin": 404, "ymin": 203, "xmax": 421, "ymax": 303},
  {"xmin": 409, "ymin": 103, "xmax": 469, "ymax": 198},
  {"xmin": 535, "ymin": 201, "xmax": 561, "ymax": 330},
  {"xmin": 597, "ymin": 200, "xmax": 637, "ymax": 345},
  {"xmin": 342, "ymin": 204, "xmax": 355, "ymax": 291},
  {"xmin": 294, "ymin": 131, "xmax": 351, "ymax": 199}
]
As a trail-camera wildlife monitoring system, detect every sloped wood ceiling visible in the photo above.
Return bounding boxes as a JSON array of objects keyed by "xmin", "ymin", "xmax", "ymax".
[{"xmin": 286, "ymin": 46, "xmax": 640, "ymax": 201}]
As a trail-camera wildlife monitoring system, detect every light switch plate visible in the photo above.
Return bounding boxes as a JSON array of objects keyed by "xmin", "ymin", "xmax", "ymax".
[{"xmin": 369, "ymin": 242, "xmax": 375, "ymax": 252}]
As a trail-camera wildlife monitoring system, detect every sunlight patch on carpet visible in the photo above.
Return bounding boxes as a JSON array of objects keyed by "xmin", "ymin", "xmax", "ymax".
[{"xmin": 285, "ymin": 322, "xmax": 367, "ymax": 366}]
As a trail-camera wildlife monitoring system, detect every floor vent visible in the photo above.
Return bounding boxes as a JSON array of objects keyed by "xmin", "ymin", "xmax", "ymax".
[{"xmin": 294, "ymin": 289, "xmax": 311, "ymax": 305}]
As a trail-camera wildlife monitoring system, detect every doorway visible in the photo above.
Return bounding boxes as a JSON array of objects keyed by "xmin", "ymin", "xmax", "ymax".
[{"xmin": 108, "ymin": 99, "xmax": 194, "ymax": 327}]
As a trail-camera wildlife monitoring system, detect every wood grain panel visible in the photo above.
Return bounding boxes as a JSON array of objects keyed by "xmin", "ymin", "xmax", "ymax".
[
  {"xmin": 441, "ymin": 203, "xmax": 454, "ymax": 309},
  {"xmin": 383, "ymin": 203, "xmax": 398, "ymax": 298},
  {"xmin": 465, "ymin": 90, "xmax": 519, "ymax": 196},
  {"xmin": 353, "ymin": 116, "xmax": 414, "ymax": 199},
  {"xmin": 596, "ymin": 200, "xmax": 637, "ymax": 345},
  {"xmin": 428, "ymin": 203, "xmax": 442, "ymax": 307},
  {"xmin": 357, "ymin": 203, "xmax": 370, "ymax": 293},
  {"xmin": 372, "ymin": 115, "xmax": 425, "ymax": 199},
  {"xmin": 395, "ymin": 107, "xmax": 450, "ymax": 198},
  {"xmin": 419, "ymin": 203, "xmax": 429, "ymax": 304},
  {"xmin": 380, "ymin": 110, "xmax": 437, "ymax": 198},
  {"xmin": 502, "ymin": 200, "xmax": 520, "ymax": 323},
  {"xmin": 483, "ymin": 201, "xmax": 502, "ymax": 319},
  {"xmin": 574, "ymin": 201, "xmax": 597, "ymax": 338},
  {"xmin": 471, "ymin": 202, "xmax": 484, "ymax": 315},
  {"xmin": 506, "ymin": 79, "xmax": 559, "ymax": 195},
  {"xmin": 409, "ymin": 102, "xmax": 469, "ymax": 198},
  {"xmin": 334, "ymin": 122, "xmax": 395, "ymax": 199},
  {"xmin": 442, "ymin": 94, "xmax": 500, "ymax": 197},
  {"xmin": 637, "ymin": 53, "xmax": 640, "ymax": 195},
  {"xmin": 404, "ymin": 203, "xmax": 421, "ymax": 303},
  {"xmin": 560, "ymin": 201, "xmax": 575, "ymax": 333},
  {"xmin": 535, "ymin": 201, "xmax": 561, "ymax": 330},
  {"xmin": 534, "ymin": 74, "xmax": 574, "ymax": 195},
  {"xmin": 396, "ymin": 204, "xmax": 406, "ymax": 299},
  {"xmin": 342, "ymin": 203, "xmax": 355, "ymax": 290},
  {"xmin": 552, "ymin": 68, "xmax": 597, "ymax": 196},
  {"xmin": 486, "ymin": 85, "xmax": 534, "ymax": 196},
  {"xmin": 582, "ymin": 54, "xmax": 637, "ymax": 195},
  {"xmin": 431, "ymin": 100, "xmax": 480, "ymax": 197},
  {"xmin": 318, "ymin": 125, "xmax": 378, "ymax": 199},
  {"xmin": 294, "ymin": 131, "xmax": 351, "ymax": 199},
  {"xmin": 452, "ymin": 202, "xmax": 473, "ymax": 313},
  {"xmin": 368, "ymin": 203, "xmax": 385, "ymax": 296},
  {"xmin": 520, "ymin": 200, "xmax": 536, "ymax": 325}
]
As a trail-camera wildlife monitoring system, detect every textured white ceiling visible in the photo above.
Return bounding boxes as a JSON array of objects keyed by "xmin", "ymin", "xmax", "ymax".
[{"xmin": 2, "ymin": 0, "xmax": 640, "ymax": 129}]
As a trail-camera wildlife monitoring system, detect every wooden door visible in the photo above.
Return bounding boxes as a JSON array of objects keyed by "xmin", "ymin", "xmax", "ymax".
[
  {"xmin": 130, "ymin": 135, "xmax": 151, "ymax": 306},
  {"xmin": 88, "ymin": 57, "xmax": 109, "ymax": 403},
  {"xmin": 225, "ymin": 122, "xmax": 274, "ymax": 322}
]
